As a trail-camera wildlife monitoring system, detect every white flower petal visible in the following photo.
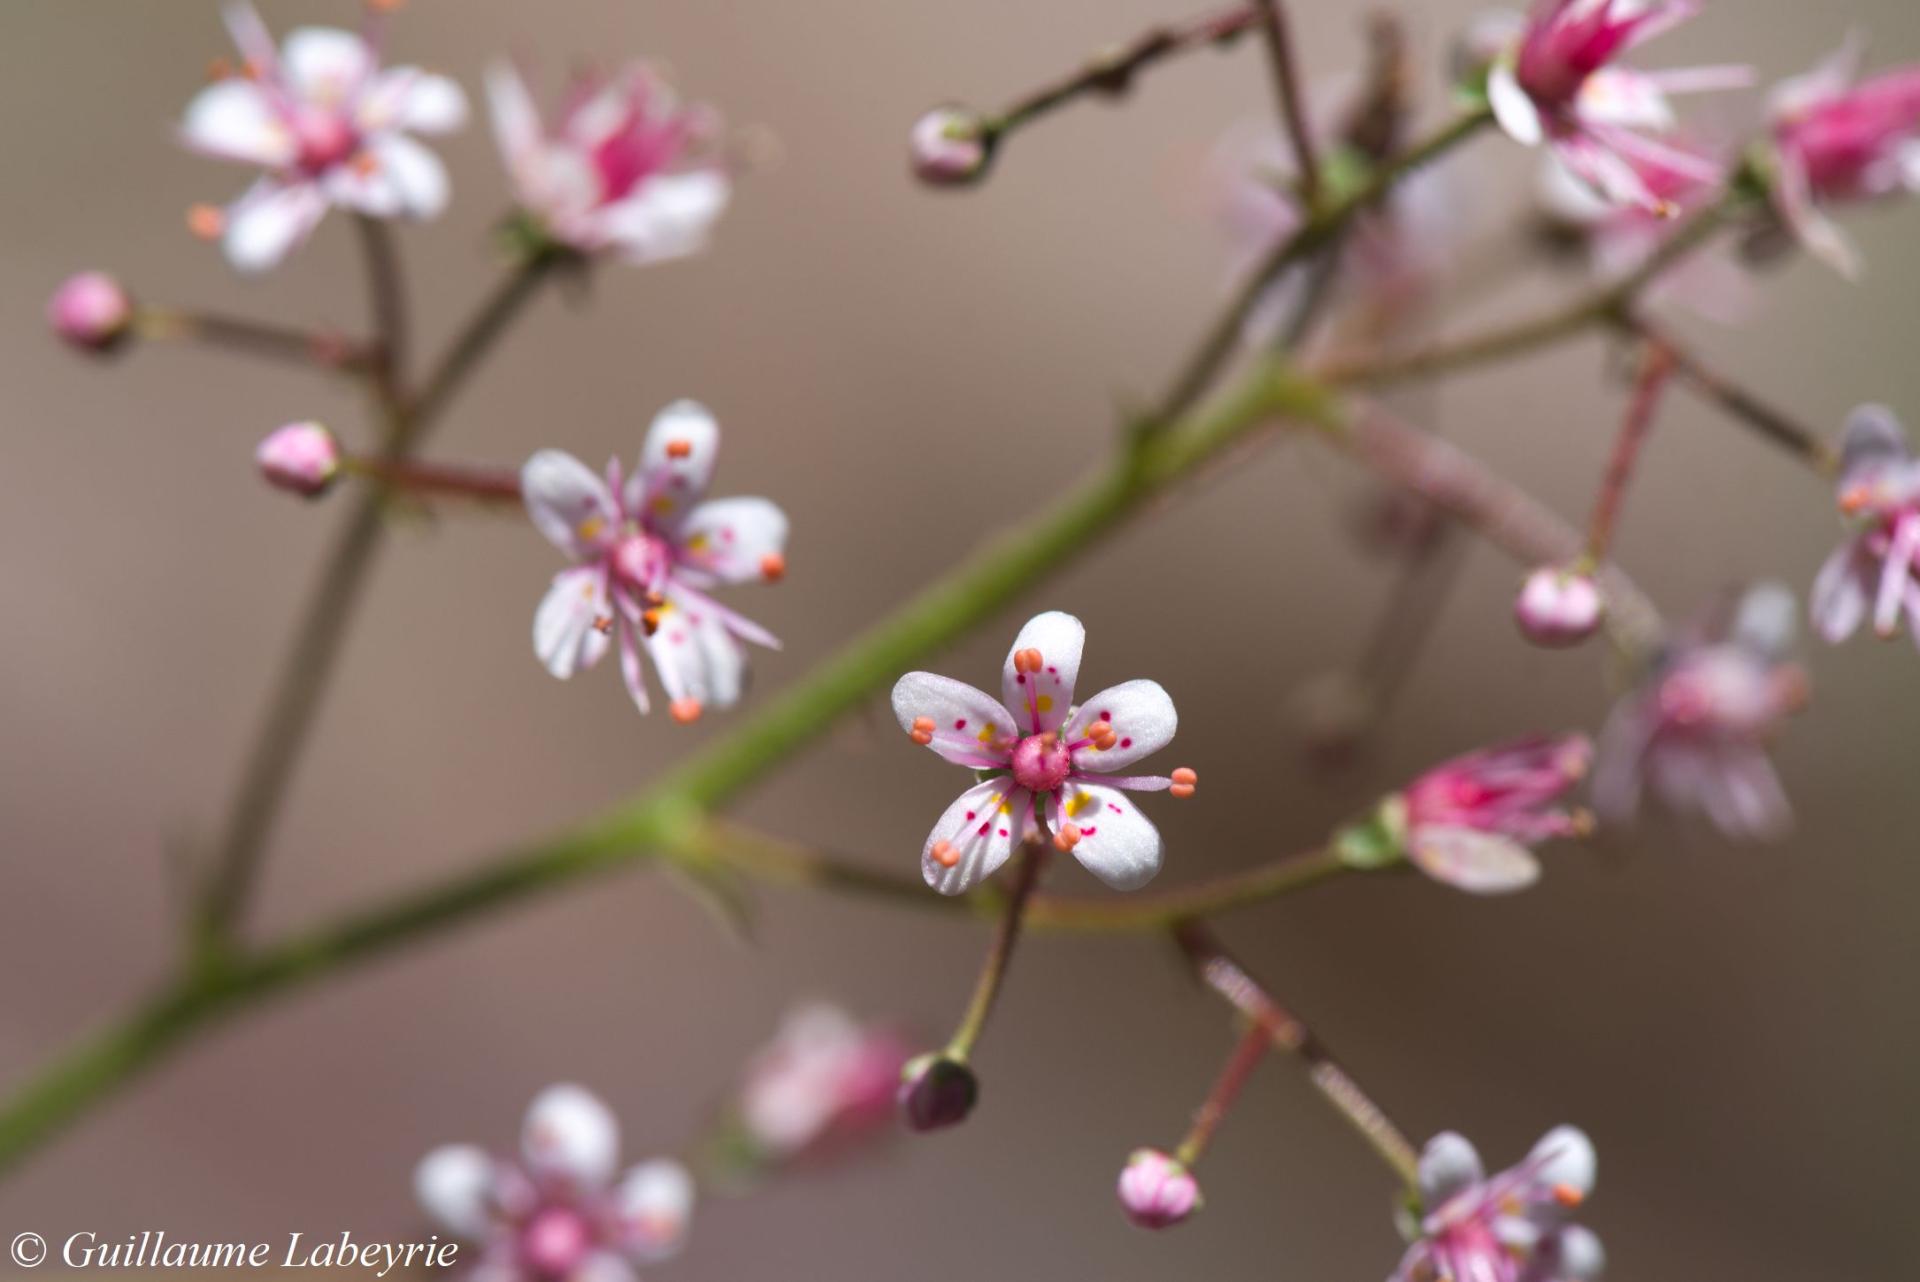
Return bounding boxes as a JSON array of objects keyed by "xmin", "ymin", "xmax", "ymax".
[
  {"xmin": 486, "ymin": 63, "xmax": 547, "ymax": 193},
  {"xmin": 1810, "ymin": 540, "xmax": 1873, "ymax": 644},
  {"xmin": 890, "ymin": 673, "xmax": 1017, "ymax": 767},
  {"xmin": 1052, "ymin": 782, "xmax": 1162, "ymax": 890},
  {"xmin": 1418, "ymin": 1132, "xmax": 1485, "ymax": 1205},
  {"xmin": 224, "ymin": 179, "xmax": 329, "ymax": 273},
  {"xmin": 361, "ymin": 67, "xmax": 469, "ymax": 135},
  {"xmin": 282, "ymin": 26, "xmax": 373, "ymax": 106},
  {"xmin": 616, "ymin": 618, "xmax": 650, "ymax": 714},
  {"xmin": 1065, "ymin": 679, "xmax": 1176, "ymax": 771},
  {"xmin": 522, "ymin": 449, "xmax": 619, "ymax": 559},
  {"xmin": 1730, "ymin": 581, "xmax": 1798, "ymax": 659},
  {"xmin": 522, "ymin": 1084, "xmax": 620, "ymax": 1191},
  {"xmin": 1407, "ymin": 825, "xmax": 1541, "ymax": 894},
  {"xmin": 570, "ymin": 1253, "xmax": 638, "ymax": 1282},
  {"xmin": 332, "ymin": 133, "xmax": 449, "ymax": 220},
  {"xmin": 413, "ymin": 1144, "xmax": 495, "ymax": 1238},
  {"xmin": 222, "ymin": 3, "xmax": 281, "ymax": 77},
  {"xmin": 922, "ymin": 779, "xmax": 1025, "ymax": 895},
  {"xmin": 677, "ymin": 497, "xmax": 788, "ymax": 584},
  {"xmin": 647, "ymin": 594, "xmax": 747, "ymax": 709},
  {"xmin": 632, "ymin": 400, "xmax": 720, "ymax": 521},
  {"xmin": 181, "ymin": 80, "xmax": 295, "ymax": 166},
  {"xmin": 1001, "ymin": 610, "xmax": 1084, "ymax": 735},
  {"xmin": 1544, "ymin": 1224, "xmax": 1606, "ymax": 1282},
  {"xmin": 1839, "ymin": 404, "xmax": 1911, "ymax": 481},
  {"xmin": 1528, "ymin": 1125, "xmax": 1597, "ymax": 1199},
  {"xmin": 597, "ymin": 171, "xmax": 731, "ymax": 265},
  {"xmin": 533, "ymin": 567, "xmax": 612, "ymax": 681},
  {"xmin": 613, "ymin": 1159, "xmax": 695, "ymax": 1262},
  {"xmin": 1489, "ymin": 62, "xmax": 1545, "ymax": 147}
]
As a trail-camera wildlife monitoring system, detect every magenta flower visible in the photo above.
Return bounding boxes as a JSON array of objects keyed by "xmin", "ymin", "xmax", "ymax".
[
  {"xmin": 734, "ymin": 1004, "xmax": 911, "ymax": 1165},
  {"xmin": 487, "ymin": 62, "xmax": 729, "ymax": 264},
  {"xmin": 1767, "ymin": 37, "xmax": 1920, "ymax": 276},
  {"xmin": 1594, "ymin": 584, "xmax": 1805, "ymax": 841},
  {"xmin": 1116, "ymin": 1148, "xmax": 1201, "ymax": 1230},
  {"xmin": 1379, "ymin": 736, "xmax": 1593, "ymax": 893},
  {"xmin": 1810, "ymin": 406, "xmax": 1920, "ymax": 647},
  {"xmin": 1484, "ymin": 1, "xmax": 1749, "ymax": 210},
  {"xmin": 1392, "ymin": 1128, "xmax": 1603, "ymax": 1282},
  {"xmin": 890, "ymin": 611, "xmax": 1196, "ymax": 895},
  {"xmin": 415, "ymin": 1084, "xmax": 693, "ymax": 1282},
  {"xmin": 179, "ymin": 4, "xmax": 467, "ymax": 272},
  {"xmin": 522, "ymin": 401, "xmax": 787, "ymax": 723}
]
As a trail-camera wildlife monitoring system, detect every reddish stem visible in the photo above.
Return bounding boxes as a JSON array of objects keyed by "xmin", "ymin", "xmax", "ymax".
[
  {"xmin": 1584, "ymin": 341, "xmax": 1674, "ymax": 564},
  {"xmin": 1173, "ymin": 1019, "xmax": 1270, "ymax": 1166},
  {"xmin": 345, "ymin": 456, "xmax": 523, "ymax": 503}
]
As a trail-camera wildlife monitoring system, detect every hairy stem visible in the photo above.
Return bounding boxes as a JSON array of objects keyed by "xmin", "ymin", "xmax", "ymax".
[
  {"xmin": 1176, "ymin": 921, "xmax": 1419, "ymax": 1186},
  {"xmin": 1173, "ymin": 1020, "xmax": 1270, "ymax": 1167}
]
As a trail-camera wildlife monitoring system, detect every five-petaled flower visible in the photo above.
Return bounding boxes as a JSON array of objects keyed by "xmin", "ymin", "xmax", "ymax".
[
  {"xmin": 890, "ymin": 611, "xmax": 1196, "ymax": 895},
  {"xmin": 1367, "ymin": 736, "xmax": 1594, "ymax": 893},
  {"xmin": 1593, "ymin": 583, "xmax": 1806, "ymax": 841},
  {"xmin": 522, "ymin": 401, "xmax": 788, "ymax": 723},
  {"xmin": 487, "ymin": 61, "xmax": 730, "ymax": 264},
  {"xmin": 1810, "ymin": 405, "xmax": 1920, "ymax": 648},
  {"xmin": 415, "ymin": 1083, "xmax": 694, "ymax": 1282},
  {"xmin": 1766, "ymin": 37, "xmax": 1920, "ymax": 276},
  {"xmin": 1483, "ymin": 0, "xmax": 1749, "ymax": 210},
  {"xmin": 179, "ymin": 3, "xmax": 467, "ymax": 272},
  {"xmin": 1391, "ymin": 1127, "xmax": 1604, "ymax": 1282}
]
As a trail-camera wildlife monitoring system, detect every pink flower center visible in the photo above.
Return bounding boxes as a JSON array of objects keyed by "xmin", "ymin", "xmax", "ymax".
[
  {"xmin": 1010, "ymin": 733, "xmax": 1072, "ymax": 794},
  {"xmin": 519, "ymin": 1207, "xmax": 594, "ymax": 1279},
  {"xmin": 612, "ymin": 532, "xmax": 671, "ymax": 591},
  {"xmin": 292, "ymin": 109, "xmax": 359, "ymax": 173}
]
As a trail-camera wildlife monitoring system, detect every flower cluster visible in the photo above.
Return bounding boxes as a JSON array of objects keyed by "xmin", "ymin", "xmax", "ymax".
[{"xmin": 1393, "ymin": 1127, "xmax": 1603, "ymax": 1282}]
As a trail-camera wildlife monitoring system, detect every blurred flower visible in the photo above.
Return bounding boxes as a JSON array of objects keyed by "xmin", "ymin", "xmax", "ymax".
[
  {"xmin": 1514, "ymin": 565, "xmax": 1605, "ymax": 648},
  {"xmin": 522, "ymin": 401, "xmax": 787, "ymax": 722},
  {"xmin": 890, "ymin": 611, "xmax": 1195, "ymax": 895},
  {"xmin": 179, "ymin": 4, "xmax": 467, "ymax": 272},
  {"xmin": 1116, "ymin": 1148, "xmax": 1201, "ymax": 1230},
  {"xmin": 1481, "ymin": 0, "xmax": 1748, "ymax": 210},
  {"xmin": 1810, "ymin": 405, "xmax": 1920, "ymax": 647},
  {"xmin": 1594, "ymin": 583, "xmax": 1806, "ymax": 841},
  {"xmin": 734, "ymin": 1004, "xmax": 910, "ymax": 1165},
  {"xmin": 1392, "ymin": 1127, "xmax": 1603, "ymax": 1282},
  {"xmin": 47, "ymin": 272, "xmax": 134, "ymax": 353},
  {"xmin": 415, "ymin": 1084, "xmax": 693, "ymax": 1282},
  {"xmin": 909, "ymin": 105, "xmax": 992, "ymax": 186},
  {"xmin": 256, "ymin": 421, "xmax": 341, "ymax": 497},
  {"xmin": 1343, "ymin": 736, "xmax": 1593, "ymax": 893},
  {"xmin": 1534, "ymin": 140, "xmax": 1753, "ymax": 321},
  {"xmin": 896, "ymin": 1053, "xmax": 978, "ymax": 1132},
  {"xmin": 486, "ymin": 62, "xmax": 730, "ymax": 265},
  {"xmin": 1766, "ymin": 36, "xmax": 1920, "ymax": 277}
]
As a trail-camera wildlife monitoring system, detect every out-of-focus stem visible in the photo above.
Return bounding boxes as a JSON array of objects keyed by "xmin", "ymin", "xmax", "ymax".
[
  {"xmin": 133, "ymin": 307, "xmax": 369, "ymax": 373},
  {"xmin": 1175, "ymin": 921, "xmax": 1419, "ymax": 1186},
  {"xmin": 1173, "ymin": 1020, "xmax": 1270, "ymax": 1167},
  {"xmin": 1618, "ymin": 313, "xmax": 1836, "ymax": 474},
  {"xmin": 986, "ymin": 5, "xmax": 1264, "ymax": 140},
  {"xmin": 407, "ymin": 251, "xmax": 567, "ymax": 430},
  {"xmin": 354, "ymin": 215, "xmax": 408, "ymax": 409},
  {"xmin": 1583, "ymin": 341, "xmax": 1674, "ymax": 564},
  {"xmin": 945, "ymin": 843, "xmax": 1046, "ymax": 1061},
  {"xmin": 1252, "ymin": 0, "xmax": 1321, "ymax": 208},
  {"xmin": 342, "ymin": 456, "xmax": 524, "ymax": 504}
]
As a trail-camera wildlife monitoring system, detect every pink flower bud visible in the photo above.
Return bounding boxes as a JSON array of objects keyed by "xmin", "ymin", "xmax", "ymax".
[
  {"xmin": 1116, "ymin": 1148, "xmax": 1200, "ymax": 1229},
  {"xmin": 48, "ymin": 272, "xmax": 134, "ymax": 353},
  {"xmin": 896, "ymin": 1053, "xmax": 976, "ymax": 1132},
  {"xmin": 909, "ymin": 106, "xmax": 992, "ymax": 187},
  {"xmin": 1514, "ymin": 566, "xmax": 1604, "ymax": 648},
  {"xmin": 256, "ymin": 422, "xmax": 342, "ymax": 497}
]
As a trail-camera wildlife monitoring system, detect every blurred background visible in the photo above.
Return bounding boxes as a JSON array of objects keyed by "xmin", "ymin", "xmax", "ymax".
[{"xmin": 2, "ymin": 1, "xmax": 1917, "ymax": 1277}]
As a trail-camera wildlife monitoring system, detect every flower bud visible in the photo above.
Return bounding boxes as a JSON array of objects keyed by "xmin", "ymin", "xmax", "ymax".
[
  {"xmin": 1116, "ymin": 1148, "xmax": 1201, "ymax": 1229},
  {"xmin": 256, "ymin": 421, "xmax": 342, "ymax": 497},
  {"xmin": 909, "ymin": 106, "xmax": 992, "ymax": 187},
  {"xmin": 897, "ymin": 1052, "xmax": 977, "ymax": 1132},
  {"xmin": 48, "ymin": 272, "xmax": 135, "ymax": 354},
  {"xmin": 1514, "ymin": 566, "xmax": 1604, "ymax": 648}
]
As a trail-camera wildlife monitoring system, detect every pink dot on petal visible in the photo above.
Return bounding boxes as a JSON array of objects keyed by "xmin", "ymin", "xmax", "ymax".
[
  {"xmin": 1082, "ymin": 826, "xmax": 1097, "ymax": 836},
  {"xmin": 954, "ymin": 719, "xmax": 967, "ymax": 730},
  {"xmin": 998, "ymin": 828, "xmax": 1009, "ymax": 837},
  {"xmin": 1016, "ymin": 674, "xmax": 1027, "ymax": 685},
  {"xmin": 1109, "ymin": 803, "xmax": 1122, "ymax": 813},
  {"xmin": 965, "ymin": 811, "xmax": 976, "ymax": 821},
  {"xmin": 1120, "ymin": 737, "xmax": 1133, "ymax": 748},
  {"xmin": 1098, "ymin": 710, "xmax": 1112, "ymax": 721},
  {"xmin": 978, "ymin": 822, "xmax": 992, "ymax": 836}
]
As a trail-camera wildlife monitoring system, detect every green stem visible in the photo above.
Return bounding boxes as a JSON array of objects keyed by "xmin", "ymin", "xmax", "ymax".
[{"xmin": 945, "ymin": 842, "xmax": 1047, "ymax": 1061}]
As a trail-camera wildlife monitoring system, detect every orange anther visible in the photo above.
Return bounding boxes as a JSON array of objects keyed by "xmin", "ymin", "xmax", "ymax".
[
  {"xmin": 641, "ymin": 608, "xmax": 663, "ymax": 636},
  {"xmin": 760, "ymin": 552, "xmax": 786, "ymax": 582},
  {"xmin": 1013, "ymin": 647, "xmax": 1044, "ymax": 674},
  {"xmin": 1839, "ymin": 485, "xmax": 1872, "ymax": 515},
  {"xmin": 911, "ymin": 730, "xmax": 933, "ymax": 745},
  {"xmin": 350, "ymin": 150, "xmax": 380, "ymax": 177},
  {"xmin": 910, "ymin": 715, "xmax": 935, "ymax": 746},
  {"xmin": 592, "ymin": 615, "xmax": 614, "ymax": 636},
  {"xmin": 187, "ymin": 204, "xmax": 226, "ymax": 240},
  {"xmin": 1170, "ymin": 766, "xmax": 1197, "ymax": 799},
  {"xmin": 669, "ymin": 697, "xmax": 703, "ymax": 724},
  {"xmin": 207, "ymin": 57, "xmax": 234, "ymax": 81},
  {"xmin": 666, "ymin": 439, "xmax": 693, "ymax": 459},
  {"xmin": 931, "ymin": 840, "xmax": 960, "ymax": 868},
  {"xmin": 913, "ymin": 716, "xmax": 936, "ymax": 731},
  {"xmin": 1052, "ymin": 824, "xmax": 1081, "ymax": 852},
  {"xmin": 1552, "ymin": 1183, "xmax": 1585, "ymax": 1209}
]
